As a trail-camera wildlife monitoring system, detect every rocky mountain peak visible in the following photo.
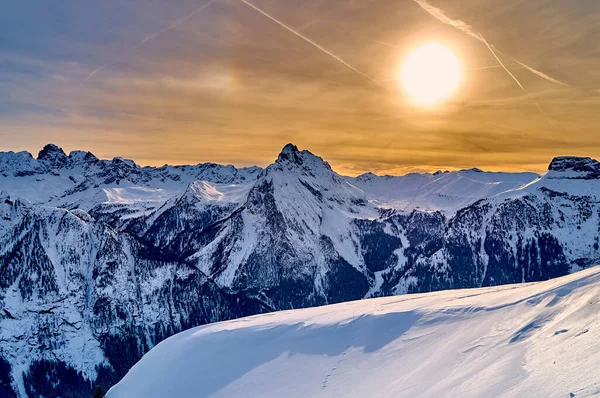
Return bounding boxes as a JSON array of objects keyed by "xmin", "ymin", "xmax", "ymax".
[
  {"xmin": 277, "ymin": 143, "xmax": 302, "ymax": 163},
  {"xmin": 274, "ymin": 144, "xmax": 332, "ymax": 173},
  {"xmin": 37, "ymin": 143, "xmax": 68, "ymax": 166},
  {"xmin": 548, "ymin": 156, "xmax": 600, "ymax": 179},
  {"xmin": 69, "ymin": 150, "xmax": 99, "ymax": 164},
  {"xmin": 355, "ymin": 172, "xmax": 379, "ymax": 182}
]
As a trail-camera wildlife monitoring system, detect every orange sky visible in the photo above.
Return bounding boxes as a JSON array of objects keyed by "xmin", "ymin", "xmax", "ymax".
[{"xmin": 2, "ymin": 0, "xmax": 600, "ymax": 176}]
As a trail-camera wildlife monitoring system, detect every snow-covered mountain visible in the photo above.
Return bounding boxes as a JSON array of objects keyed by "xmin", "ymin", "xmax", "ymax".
[
  {"xmin": 347, "ymin": 168, "xmax": 539, "ymax": 214},
  {"xmin": 0, "ymin": 143, "xmax": 599, "ymax": 396},
  {"xmin": 0, "ymin": 144, "xmax": 261, "ymax": 211},
  {"xmin": 107, "ymin": 266, "xmax": 600, "ymax": 398}
]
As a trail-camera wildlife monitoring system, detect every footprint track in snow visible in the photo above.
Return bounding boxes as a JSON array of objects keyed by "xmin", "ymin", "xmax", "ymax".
[{"xmin": 322, "ymin": 347, "xmax": 350, "ymax": 390}]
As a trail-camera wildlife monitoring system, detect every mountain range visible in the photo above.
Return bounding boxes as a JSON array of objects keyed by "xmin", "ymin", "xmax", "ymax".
[{"xmin": 1, "ymin": 143, "xmax": 599, "ymax": 396}]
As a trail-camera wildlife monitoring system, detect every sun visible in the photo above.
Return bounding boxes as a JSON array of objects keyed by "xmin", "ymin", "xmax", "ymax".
[{"xmin": 400, "ymin": 43, "xmax": 461, "ymax": 106}]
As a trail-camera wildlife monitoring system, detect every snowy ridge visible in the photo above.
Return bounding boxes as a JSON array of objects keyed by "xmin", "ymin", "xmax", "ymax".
[
  {"xmin": 0, "ymin": 144, "xmax": 261, "ymax": 211},
  {"xmin": 108, "ymin": 266, "xmax": 600, "ymax": 398},
  {"xmin": 347, "ymin": 168, "xmax": 539, "ymax": 214}
]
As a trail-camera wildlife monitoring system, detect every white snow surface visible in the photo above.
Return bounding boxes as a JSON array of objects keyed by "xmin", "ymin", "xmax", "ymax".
[
  {"xmin": 0, "ymin": 144, "xmax": 541, "ymax": 216},
  {"xmin": 0, "ymin": 146, "xmax": 262, "ymax": 211},
  {"xmin": 348, "ymin": 170, "xmax": 539, "ymax": 214},
  {"xmin": 108, "ymin": 267, "xmax": 600, "ymax": 398}
]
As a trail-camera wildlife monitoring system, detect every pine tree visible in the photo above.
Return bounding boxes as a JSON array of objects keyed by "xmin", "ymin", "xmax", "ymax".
[{"xmin": 93, "ymin": 386, "xmax": 104, "ymax": 398}]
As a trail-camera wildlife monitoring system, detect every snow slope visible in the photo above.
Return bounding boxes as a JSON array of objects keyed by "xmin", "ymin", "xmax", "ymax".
[
  {"xmin": 109, "ymin": 266, "xmax": 600, "ymax": 398},
  {"xmin": 347, "ymin": 169, "xmax": 539, "ymax": 214}
]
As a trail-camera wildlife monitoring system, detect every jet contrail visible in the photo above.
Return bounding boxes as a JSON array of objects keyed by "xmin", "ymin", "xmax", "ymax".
[
  {"xmin": 134, "ymin": 1, "xmax": 215, "ymax": 50},
  {"xmin": 535, "ymin": 102, "xmax": 562, "ymax": 132},
  {"xmin": 412, "ymin": 0, "xmax": 568, "ymax": 87},
  {"xmin": 478, "ymin": 33, "xmax": 525, "ymax": 91},
  {"xmin": 512, "ymin": 59, "xmax": 568, "ymax": 87},
  {"xmin": 85, "ymin": 0, "xmax": 215, "ymax": 82},
  {"xmin": 85, "ymin": 64, "xmax": 106, "ymax": 81},
  {"xmin": 473, "ymin": 64, "xmax": 516, "ymax": 70},
  {"xmin": 413, "ymin": 1, "xmax": 567, "ymax": 134},
  {"xmin": 374, "ymin": 64, "xmax": 517, "ymax": 83},
  {"xmin": 478, "ymin": 33, "xmax": 566, "ymax": 133},
  {"xmin": 374, "ymin": 40, "xmax": 399, "ymax": 49},
  {"xmin": 413, "ymin": 0, "xmax": 480, "ymax": 41},
  {"xmin": 239, "ymin": 0, "xmax": 381, "ymax": 87}
]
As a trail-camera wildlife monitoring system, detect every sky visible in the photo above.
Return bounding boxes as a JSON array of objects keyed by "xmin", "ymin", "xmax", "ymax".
[{"xmin": 1, "ymin": 0, "xmax": 600, "ymax": 175}]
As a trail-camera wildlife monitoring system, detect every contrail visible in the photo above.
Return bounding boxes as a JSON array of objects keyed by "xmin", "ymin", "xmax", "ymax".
[
  {"xmin": 478, "ymin": 33, "xmax": 564, "ymax": 133},
  {"xmin": 413, "ymin": 0, "xmax": 480, "ymax": 41},
  {"xmin": 374, "ymin": 64, "xmax": 516, "ymax": 82},
  {"xmin": 535, "ymin": 102, "xmax": 562, "ymax": 132},
  {"xmin": 85, "ymin": 64, "xmax": 106, "ymax": 81},
  {"xmin": 374, "ymin": 40, "xmax": 399, "ymax": 49},
  {"xmin": 512, "ymin": 59, "xmax": 568, "ymax": 87},
  {"xmin": 478, "ymin": 33, "xmax": 525, "ymax": 91},
  {"xmin": 239, "ymin": 0, "xmax": 381, "ymax": 86},
  {"xmin": 85, "ymin": 0, "xmax": 215, "ymax": 82},
  {"xmin": 412, "ymin": 0, "xmax": 568, "ymax": 135},
  {"xmin": 134, "ymin": 1, "xmax": 215, "ymax": 50},
  {"xmin": 375, "ymin": 38, "xmax": 516, "ymax": 73},
  {"xmin": 472, "ymin": 64, "xmax": 516, "ymax": 70},
  {"xmin": 412, "ymin": 0, "xmax": 568, "ymax": 87}
]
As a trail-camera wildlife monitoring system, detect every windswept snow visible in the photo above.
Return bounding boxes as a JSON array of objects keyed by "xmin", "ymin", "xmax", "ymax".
[{"xmin": 109, "ymin": 267, "xmax": 600, "ymax": 398}]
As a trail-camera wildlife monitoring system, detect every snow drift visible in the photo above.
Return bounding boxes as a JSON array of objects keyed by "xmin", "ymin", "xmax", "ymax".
[{"xmin": 109, "ymin": 266, "xmax": 600, "ymax": 398}]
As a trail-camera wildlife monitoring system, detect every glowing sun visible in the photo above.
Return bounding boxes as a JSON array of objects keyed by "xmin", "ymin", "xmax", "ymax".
[{"xmin": 400, "ymin": 43, "xmax": 461, "ymax": 106}]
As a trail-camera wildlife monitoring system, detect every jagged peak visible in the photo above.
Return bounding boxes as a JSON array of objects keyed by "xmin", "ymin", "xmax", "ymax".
[
  {"xmin": 37, "ymin": 144, "xmax": 68, "ymax": 163},
  {"xmin": 69, "ymin": 150, "xmax": 98, "ymax": 163},
  {"xmin": 274, "ymin": 144, "xmax": 332, "ymax": 173},
  {"xmin": 276, "ymin": 143, "xmax": 302, "ymax": 164},
  {"xmin": 280, "ymin": 143, "xmax": 299, "ymax": 156},
  {"xmin": 112, "ymin": 157, "xmax": 138, "ymax": 168},
  {"xmin": 355, "ymin": 172, "xmax": 379, "ymax": 181}
]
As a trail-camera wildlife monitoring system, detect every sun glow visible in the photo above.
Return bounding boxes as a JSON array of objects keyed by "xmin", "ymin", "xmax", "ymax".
[{"xmin": 400, "ymin": 43, "xmax": 461, "ymax": 106}]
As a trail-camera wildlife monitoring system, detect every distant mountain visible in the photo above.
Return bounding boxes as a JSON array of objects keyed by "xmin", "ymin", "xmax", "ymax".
[
  {"xmin": 346, "ymin": 168, "xmax": 539, "ymax": 214},
  {"xmin": 0, "ymin": 143, "xmax": 598, "ymax": 396},
  {"xmin": 0, "ymin": 143, "xmax": 261, "ymax": 211}
]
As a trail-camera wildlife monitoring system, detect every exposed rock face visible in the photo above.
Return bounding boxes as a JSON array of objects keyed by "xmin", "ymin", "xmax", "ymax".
[
  {"xmin": 548, "ymin": 156, "xmax": 600, "ymax": 179},
  {"xmin": 37, "ymin": 144, "xmax": 69, "ymax": 167},
  {"xmin": 0, "ymin": 145, "xmax": 598, "ymax": 396}
]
